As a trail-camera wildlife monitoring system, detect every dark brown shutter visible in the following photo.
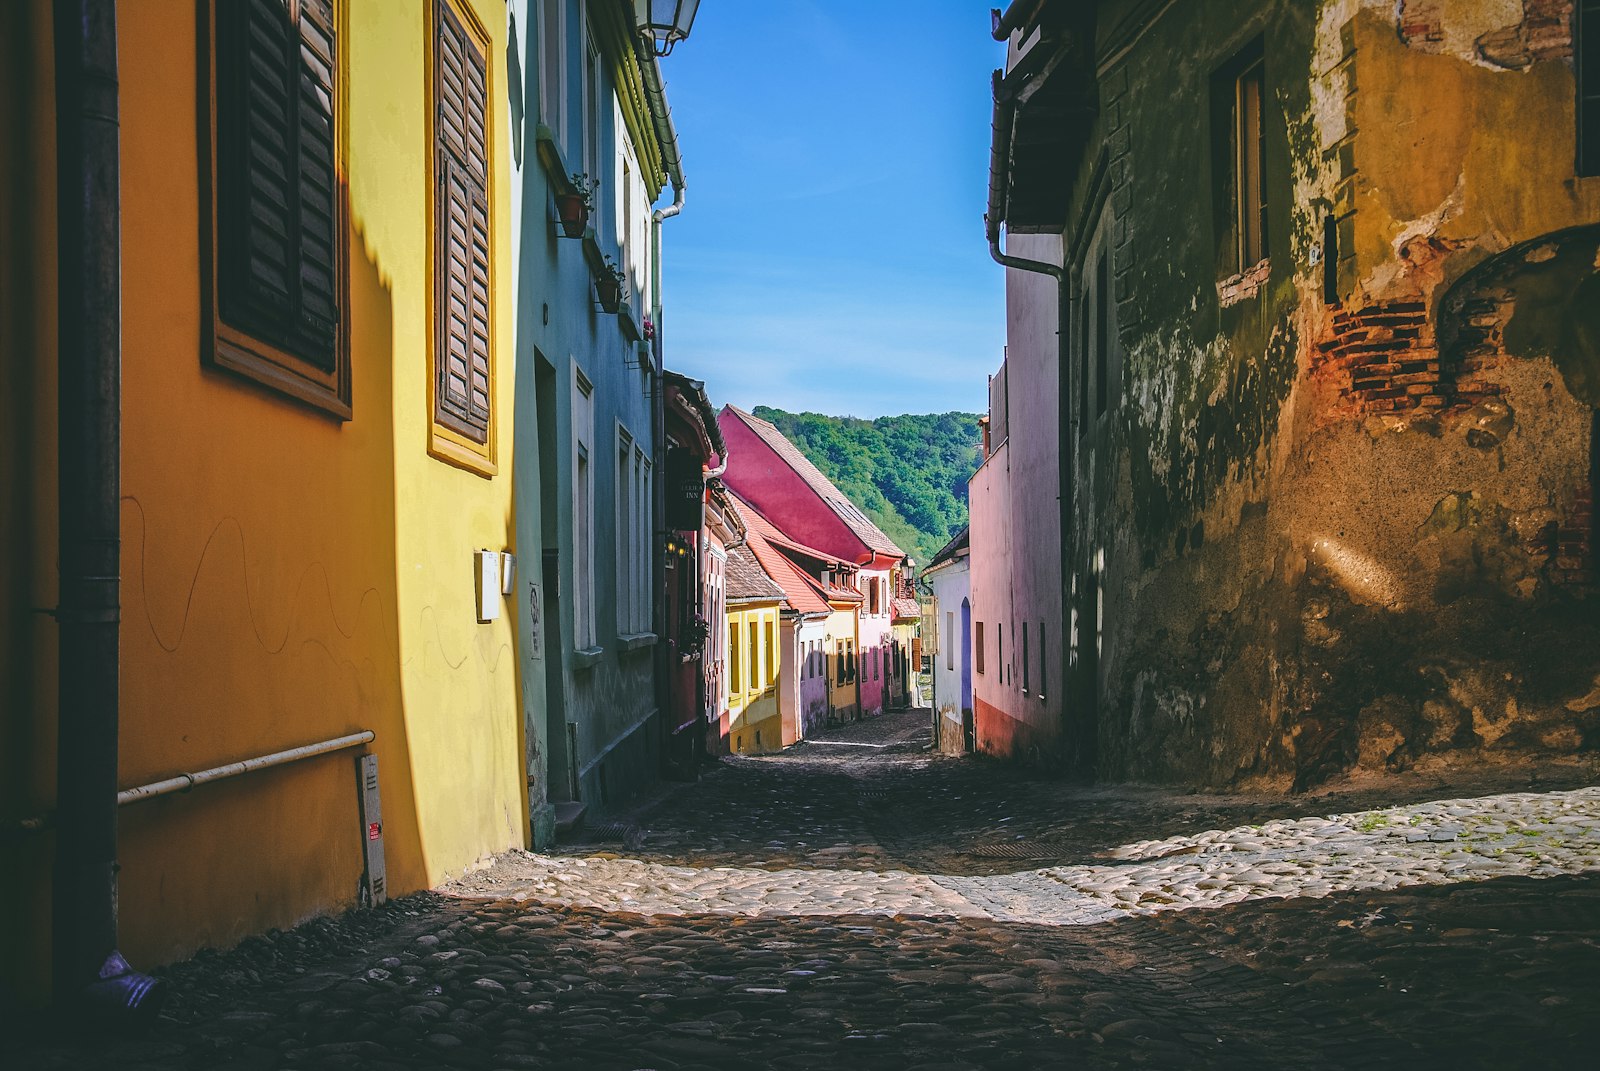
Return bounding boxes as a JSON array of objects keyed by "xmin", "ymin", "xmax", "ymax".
[
  {"xmin": 216, "ymin": 0, "xmax": 340, "ymax": 371},
  {"xmin": 435, "ymin": 1, "xmax": 492, "ymax": 443},
  {"xmin": 295, "ymin": 0, "xmax": 339, "ymax": 365}
]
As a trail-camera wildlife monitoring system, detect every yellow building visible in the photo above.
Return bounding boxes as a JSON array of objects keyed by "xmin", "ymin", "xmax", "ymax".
[
  {"xmin": 825, "ymin": 595, "xmax": 863, "ymax": 722},
  {"xmin": 2, "ymin": 0, "xmax": 531, "ymax": 1005},
  {"xmin": 725, "ymin": 548, "xmax": 785, "ymax": 754}
]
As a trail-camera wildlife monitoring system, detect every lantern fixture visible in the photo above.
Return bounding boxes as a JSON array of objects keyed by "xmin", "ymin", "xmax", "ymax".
[{"xmin": 633, "ymin": 0, "xmax": 700, "ymax": 56}]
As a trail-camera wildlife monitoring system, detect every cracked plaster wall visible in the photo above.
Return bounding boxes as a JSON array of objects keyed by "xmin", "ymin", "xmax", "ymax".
[{"xmin": 1075, "ymin": 0, "xmax": 1600, "ymax": 790}]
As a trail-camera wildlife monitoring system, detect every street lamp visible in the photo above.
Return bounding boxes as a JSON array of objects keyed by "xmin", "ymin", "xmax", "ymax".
[{"xmin": 633, "ymin": 0, "xmax": 700, "ymax": 56}]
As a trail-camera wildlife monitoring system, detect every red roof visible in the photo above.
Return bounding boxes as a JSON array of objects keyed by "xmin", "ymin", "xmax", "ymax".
[
  {"xmin": 723, "ymin": 406, "xmax": 905, "ymax": 559},
  {"xmin": 733, "ymin": 497, "xmax": 862, "ymax": 609},
  {"xmin": 891, "ymin": 597, "xmax": 921, "ymax": 621}
]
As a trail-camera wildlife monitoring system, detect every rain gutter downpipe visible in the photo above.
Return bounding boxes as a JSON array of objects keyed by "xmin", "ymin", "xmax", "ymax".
[
  {"xmin": 991, "ymin": 1, "xmax": 1041, "ymax": 41},
  {"xmin": 53, "ymin": 0, "xmax": 165, "ymax": 1022},
  {"xmin": 986, "ymin": 69, "xmax": 1063, "ymax": 281}
]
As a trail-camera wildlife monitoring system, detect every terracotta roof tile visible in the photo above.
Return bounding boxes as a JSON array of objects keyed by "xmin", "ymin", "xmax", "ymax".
[
  {"xmin": 734, "ymin": 496, "xmax": 863, "ymax": 606},
  {"xmin": 724, "ymin": 545, "xmax": 786, "ymax": 603}
]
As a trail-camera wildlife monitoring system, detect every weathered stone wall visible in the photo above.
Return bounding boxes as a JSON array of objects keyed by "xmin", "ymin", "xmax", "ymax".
[{"xmin": 1071, "ymin": 0, "xmax": 1600, "ymax": 790}]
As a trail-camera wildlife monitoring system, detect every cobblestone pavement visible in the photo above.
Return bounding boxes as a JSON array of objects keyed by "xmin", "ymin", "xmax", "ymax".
[{"xmin": 8, "ymin": 707, "xmax": 1600, "ymax": 1069}]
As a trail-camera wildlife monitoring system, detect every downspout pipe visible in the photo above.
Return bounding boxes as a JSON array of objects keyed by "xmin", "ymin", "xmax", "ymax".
[
  {"xmin": 52, "ymin": 0, "xmax": 164, "ymax": 1021},
  {"xmin": 637, "ymin": 31, "xmax": 682, "ymax": 395},
  {"xmin": 991, "ymin": 1, "xmax": 1041, "ymax": 41},
  {"xmin": 986, "ymin": 69, "xmax": 1063, "ymax": 281}
]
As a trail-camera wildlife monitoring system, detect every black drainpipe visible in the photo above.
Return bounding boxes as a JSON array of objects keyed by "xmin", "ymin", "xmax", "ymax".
[{"xmin": 52, "ymin": 0, "xmax": 163, "ymax": 1020}]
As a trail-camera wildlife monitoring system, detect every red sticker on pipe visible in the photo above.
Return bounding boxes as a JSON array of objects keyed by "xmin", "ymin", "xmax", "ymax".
[{"xmin": 368, "ymin": 822, "xmax": 382, "ymax": 840}]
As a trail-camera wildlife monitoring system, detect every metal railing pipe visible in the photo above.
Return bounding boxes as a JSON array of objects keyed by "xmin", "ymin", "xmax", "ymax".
[{"xmin": 116, "ymin": 732, "xmax": 376, "ymax": 807}]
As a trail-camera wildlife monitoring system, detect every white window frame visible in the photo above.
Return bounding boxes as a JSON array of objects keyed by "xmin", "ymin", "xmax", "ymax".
[
  {"xmin": 573, "ymin": 370, "xmax": 595, "ymax": 650},
  {"xmin": 538, "ymin": 0, "xmax": 566, "ymax": 149},
  {"xmin": 582, "ymin": 19, "xmax": 603, "ymax": 200},
  {"xmin": 614, "ymin": 424, "xmax": 652, "ymax": 636},
  {"xmin": 616, "ymin": 427, "xmax": 634, "ymax": 635}
]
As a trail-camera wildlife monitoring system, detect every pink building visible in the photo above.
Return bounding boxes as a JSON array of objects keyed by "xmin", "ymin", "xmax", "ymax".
[
  {"xmin": 968, "ymin": 231, "xmax": 1066, "ymax": 763},
  {"xmin": 719, "ymin": 407, "xmax": 906, "ymax": 718}
]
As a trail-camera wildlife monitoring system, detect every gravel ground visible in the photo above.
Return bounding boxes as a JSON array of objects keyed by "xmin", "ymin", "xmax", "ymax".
[{"xmin": 7, "ymin": 707, "xmax": 1600, "ymax": 1069}]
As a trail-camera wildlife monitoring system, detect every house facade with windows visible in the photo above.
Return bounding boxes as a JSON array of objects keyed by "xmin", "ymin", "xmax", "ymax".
[
  {"xmin": 724, "ymin": 549, "xmax": 786, "ymax": 755},
  {"xmin": 510, "ymin": 0, "xmax": 685, "ymax": 830},
  {"xmin": 922, "ymin": 527, "xmax": 973, "ymax": 755},
  {"xmin": 4, "ymin": 0, "xmax": 530, "ymax": 1004},
  {"xmin": 969, "ymin": 259, "xmax": 1063, "ymax": 762},
  {"xmin": 985, "ymin": 0, "xmax": 1599, "ymax": 788},
  {"xmin": 718, "ymin": 406, "xmax": 908, "ymax": 720},
  {"xmin": 735, "ymin": 498, "xmax": 834, "ymax": 744}
]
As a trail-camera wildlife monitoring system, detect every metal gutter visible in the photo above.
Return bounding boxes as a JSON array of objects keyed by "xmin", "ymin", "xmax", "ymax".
[
  {"xmin": 630, "ymin": 26, "xmax": 685, "ymax": 222},
  {"xmin": 664, "ymin": 370, "xmax": 729, "ymax": 477},
  {"xmin": 51, "ymin": 0, "xmax": 169, "ymax": 1022},
  {"xmin": 986, "ymin": 69, "xmax": 1064, "ymax": 280},
  {"xmin": 991, "ymin": 0, "xmax": 1044, "ymax": 41}
]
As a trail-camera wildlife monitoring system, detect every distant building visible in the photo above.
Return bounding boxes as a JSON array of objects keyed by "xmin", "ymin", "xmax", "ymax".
[
  {"xmin": 723, "ymin": 545, "xmax": 786, "ymax": 755},
  {"xmin": 719, "ymin": 406, "xmax": 908, "ymax": 718},
  {"xmin": 739, "ymin": 496, "xmax": 870, "ymax": 723},
  {"xmin": 702, "ymin": 482, "xmax": 740, "ymax": 755},
  {"xmin": 983, "ymin": 0, "xmax": 1599, "ymax": 785},
  {"xmin": 734, "ymin": 499, "xmax": 834, "ymax": 744},
  {"xmin": 922, "ymin": 527, "xmax": 973, "ymax": 754}
]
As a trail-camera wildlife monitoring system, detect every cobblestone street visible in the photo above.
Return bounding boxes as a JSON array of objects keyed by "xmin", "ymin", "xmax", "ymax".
[{"xmin": 9, "ymin": 708, "xmax": 1600, "ymax": 1069}]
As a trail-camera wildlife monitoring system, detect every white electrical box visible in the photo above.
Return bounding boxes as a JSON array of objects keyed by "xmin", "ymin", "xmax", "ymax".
[
  {"xmin": 475, "ymin": 550, "xmax": 501, "ymax": 622},
  {"xmin": 500, "ymin": 552, "xmax": 516, "ymax": 595}
]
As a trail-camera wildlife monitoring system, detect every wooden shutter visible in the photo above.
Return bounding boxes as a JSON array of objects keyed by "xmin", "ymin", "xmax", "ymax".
[
  {"xmin": 435, "ymin": 1, "xmax": 492, "ymax": 444},
  {"xmin": 296, "ymin": 0, "xmax": 339, "ymax": 366},
  {"xmin": 216, "ymin": 0, "xmax": 340, "ymax": 372}
]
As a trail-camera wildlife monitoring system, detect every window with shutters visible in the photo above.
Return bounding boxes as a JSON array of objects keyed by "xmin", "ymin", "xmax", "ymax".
[
  {"xmin": 202, "ymin": 0, "xmax": 350, "ymax": 417},
  {"xmin": 430, "ymin": 0, "xmax": 496, "ymax": 475}
]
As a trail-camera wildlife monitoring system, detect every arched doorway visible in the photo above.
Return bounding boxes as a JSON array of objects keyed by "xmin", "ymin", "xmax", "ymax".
[
  {"xmin": 1437, "ymin": 224, "xmax": 1599, "ymax": 588},
  {"xmin": 960, "ymin": 597, "xmax": 974, "ymax": 752}
]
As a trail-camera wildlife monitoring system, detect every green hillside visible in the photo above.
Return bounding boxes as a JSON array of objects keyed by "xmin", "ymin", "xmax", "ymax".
[{"xmin": 751, "ymin": 407, "xmax": 982, "ymax": 567}]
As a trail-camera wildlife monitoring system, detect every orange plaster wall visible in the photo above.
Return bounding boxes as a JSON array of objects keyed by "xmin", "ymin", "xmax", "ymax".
[
  {"xmin": 4, "ymin": 0, "xmax": 528, "ymax": 1005},
  {"xmin": 112, "ymin": 0, "xmax": 426, "ymax": 971}
]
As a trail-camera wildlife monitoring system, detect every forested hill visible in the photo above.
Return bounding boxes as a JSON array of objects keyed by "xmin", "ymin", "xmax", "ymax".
[{"xmin": 750, "ymin": 407, "xmax": 982, "ymax": 567}]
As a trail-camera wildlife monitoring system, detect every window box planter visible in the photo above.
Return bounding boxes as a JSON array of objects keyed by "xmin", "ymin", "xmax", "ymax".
[
  {"xmin": 595, "ymin": 255, "xmax": 627, "ymax": 314},
  {"xmin": 556, "ymin": 192, "xmax": 589, "ymax": 238}
]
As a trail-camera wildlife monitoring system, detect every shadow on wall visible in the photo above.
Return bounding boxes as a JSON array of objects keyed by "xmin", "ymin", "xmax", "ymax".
[
  {"xmin": 0, "ymin": 113, "xmax": 433, "ymax": 1003},
  {"xmin": 114, "ymin": 206, "xmax": 430, "ymax": 976},
  {"xmin": 0, "ymin": 0, "xmax": 58, "ymax": 1017}
]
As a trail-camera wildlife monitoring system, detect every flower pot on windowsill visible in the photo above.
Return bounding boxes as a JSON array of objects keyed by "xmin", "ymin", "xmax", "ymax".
[
  {"xmin": 595, "ymin": 277, "xmax": 623, "ymax": 313},
  {"xmin": 556, "ymin": 193, "xmax": 589, "ymax": 238}
]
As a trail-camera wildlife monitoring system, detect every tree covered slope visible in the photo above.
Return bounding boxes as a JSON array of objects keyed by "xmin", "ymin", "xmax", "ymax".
[{"xmin": 751, "ymin": 407, "xmax": 982, "ymax": 566}]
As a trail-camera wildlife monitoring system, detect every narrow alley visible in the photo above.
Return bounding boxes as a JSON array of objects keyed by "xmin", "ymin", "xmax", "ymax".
[{"xmin": 10, "ymin": 708, "xmax": 1600, "ymax": 1070}]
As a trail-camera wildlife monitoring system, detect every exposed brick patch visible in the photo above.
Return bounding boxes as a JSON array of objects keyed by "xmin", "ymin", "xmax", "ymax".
[
  {"xmin": 1397, "ymin": 0, "xmax": 1446, "ymax": 50},
  {"xmin": 1217, "ymin": 258, "xmax": 1271, "ymax": 307},
  {"xmin": 1552, "ymin": 483, "xmax": 1595, "ymax": 586},
  {"xmin": 1478, "ymin": 0, "xmax": 1574, "ymax": 69},
  {"xmin": 1313, "ymin": 300, "xmax": 1462, "ymax": 414},
  {"xmin": 1397, "ymin": 0, "xmax": 1573, "ymax": 66}
]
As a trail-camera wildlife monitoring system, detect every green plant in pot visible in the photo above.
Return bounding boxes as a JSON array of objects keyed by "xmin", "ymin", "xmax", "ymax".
[
  {"xmin": 596, "ymin": 256, "xmax": 627, "ymax": 313},
  {"xmin": 557, "ymin": 173, "xmax": 596, "ymax": 238}
]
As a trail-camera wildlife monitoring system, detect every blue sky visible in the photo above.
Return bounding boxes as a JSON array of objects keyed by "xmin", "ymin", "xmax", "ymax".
[{"xmin": 656, "ymin": 2, "xmax": 1007, "ymax": 419}]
